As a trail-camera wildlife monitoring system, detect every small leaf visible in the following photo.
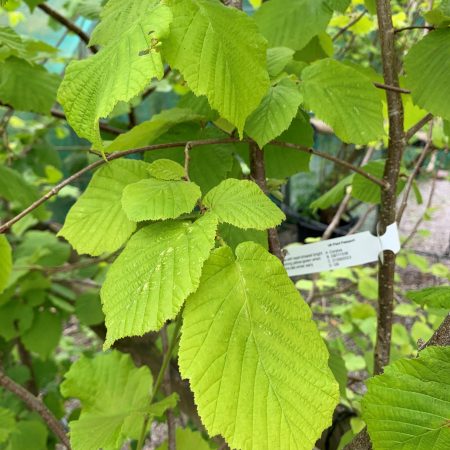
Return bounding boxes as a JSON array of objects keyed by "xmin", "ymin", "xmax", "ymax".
[
  {"xmin": 255, "ymin": 0, "xmax": 333, "ymax": 51},
  {"xmin": 310, "ymin": 175, "xmax": 353, "ymax": 210},
  {"xmin": 0, "ymin": 407, "xmax": 15, "ymax": 444},
  {"xmin": 405, "ymin": 29, "xmax": 450, "ymax": 121},
  {"xmin": 406, "ymin": 286, "xmax": 450, "ymax": 309},
  {"xmin": 266, "ymin": 47, "xmax": 295, "ymax": 77},
  {"xmin": 164, "ymin": 0, "xmax": 270, "ymax": 134},
  {"xmin": 203, "ymin": 179, "xmax": 285, "ymax": 230},
  {"xmin": 59, "ymin": 160, "xmax": 149, "ymax": 256},
  {"xmin": 61, "ymin": 351, "xmax": 155, "ymax": 450},
  {"xmin": 122, "ymin": 178, "xmax": 201, "ymax": 222},
  {"xmin": 0, "ymin": 235, "xmax": 12, "ymax": 294},
  {"xmin": 75, "ymin": 292, "xmax": 105, "ymax": 326},
  {"xmin": 147, "ymin": 159, "xmax": 185, "ymax": 181},
  {"xmin": 179, "ymin": 243, "xmax": 339, "ymax": 450},
  {"xmin": 301, "ymin": 58, "xmax": 385, "ymax": 144},
  {"xmin": 245, "ymin": 77, "xmax": 303, "ymax": 148},
  {"xmin": 157, "ymin": 428, "xmax": 211, "ymax": 450},
  {"xmin": 101, "ymin": 214, "xmax": 217, "ymax": 348},
  {"xmin": 362, "ymin": 346, "xmax": 450, "ymax": 450}
]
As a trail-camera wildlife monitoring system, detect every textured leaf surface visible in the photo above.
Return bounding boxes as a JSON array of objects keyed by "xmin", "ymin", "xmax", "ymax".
[
  {"xmin": 219, "ymin": 223, "xmax": 268, "ymax": 251},
  {"xmin": 147, "ymin": 159, "xmax": 185, "ymax": 180},
  {"xmin": 58, "ymin": 2, "xmax": 172, "ymax": 149},
  {"xmin": 266, "ymin": 47, "xmax": 295, "ymax": 77},
  {"xmin": 301, "ymin": 58, "xmax": 384, "ymax": 144},
  {"xmin": 362, "ymin": 346, "xmax": 450, "ymax": 450},
  {"xmin": 0, "ymin": 235, "xmax": 12, "ymax": 294},
  {"xmin": 255, "ymin": 0, "xmax": 333, "ymax": 50},
  {"xmin": 404, "ymin": 29, "xmax": 450, "ymax": 120},
  {"xmin": 179, "ymin": 243, "xmax": 339, "ymax": 450},
  {"xmin": 164, "ymin": 0, "xmax": 269, "ymax": 134},
  {"xmin": 61, "ymin": 351, "xmax": 155, "ymax": 450},
  {"xmin": 122, "ymin": 178, "xmax": 201, "ymax": 221},
  {"xmin": 101, "ymin": 214, "xmax": 217, "ymax": 348},
  {"xmin": 59, "ymin": 160, "xmax": 149, "ymax": 256},
  {"xmin": 406, "ymin": 286, "xmax": 450, "ymax": 309},
  {"xmin": 203, "ymin": 179, "xmax": 285, "ymax": 230},
  {"xmin": 245, "ymin": 77, "xmax": 302, "ymax": 147},
  {"xmin": 0, "ymin": 57, "xmax": 59, "ymax": 114},
  {"xmin": 0, "ymin": 27, "xmax": 28, "ymax": 61}
]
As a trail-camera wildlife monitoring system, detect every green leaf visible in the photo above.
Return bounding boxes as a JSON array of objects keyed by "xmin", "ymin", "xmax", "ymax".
[
  {"xmin": 0, "ymin": 408, "xmax": 15, "ymax": 444},
  {"xmin": 57, "ymin": 2, "xmax": 172, "ymax": 149},
  {"xmin": 310, "ymin": 175, "xmax": 353, "ymax": 210},
  {"xmin": 362, "ymin": 346, "xmax": 450, "ymax": 450},
  {"xmin": 179, "ymin": 243, "xmax": 339, "ymax": 450},
  {"xmin": 147, "ymin": 159, "xmax": 185, "ymax": 181},
  {"xmin": 301, "ymin": 58, "xmax": 385, "ymax": 144},
  {"xmin": 326, "ymin": 0, "xmax": 351, "ymax": 13},
  {"xmin": 105, "ymin": 108, "xmax": 204, "ymax": 153},
  {"xmin": 219, "ymin": 223, "xmax": 268, "ymax": 251},
  {"xmin": 164, "ymin": 0, "xmax": 270, "ymax": 135},
  {"xmin": 406, "ymin": 286, "xmax": 450, "ymax": 309},
  {"xmin": 157, "ymin": 428, "xmax": 210, "ymax": 450},
  {"xmin": 203, "ymin": 179, "xmax": 285, "ymax": 230},
  {"xmin": 75, "ymin": 292, "xmax": 105, "ymax": 326},
  {"xmin": 0, "ymin": 235, "xmax": 12, "ymax": 294},
  {"xmin": 404, "ymin": 29, "xmax": 450, "ymax": 121},
  {"xmin": 0, "ymin": 302, "xmax": 33, "ymax": 341},
  {"xmin": 255, "ymin": 0, "xmax": 333, "ymax": 51},
  {"xmin": 59, "ymin": 160, "xmax": 149, "ymax": 256},
  {"xmin": 266, "ymin": 47, "xmax": 295, "ymax": 78},
  {"xmin": 61, "ymin": 351, "xmax": 156, "ymax": 450},
  {"xmin": 245, "ymin": 77, "xmax": 303, "ymax": 148},
  {"xmin": 0, "ymin": 27, "xmax": 28, "ymax": 61},
  {"xmin": 0, "ymin": 57, "xmax": 60, "ymax": 114},
  {"xmin": 352, "ymin": 160, "xmax": 405, "ymax": 204},
  {"xmin": 101, "ymin": 214, "xmax": 217, "ymax": 348},
  {"xmin": 121, "ymin": 178, "xmax": 201, "ymax": 221},
  {"xmin": 264, "ymin": 114, "xmax": 314, "ymax": 178},
  {"xmin": 5, "ymin": 421, "xmax": 47, "ymax": 450},
  {"xmin": 294, "ymin": 33, "xmax": 334, "ymax": 63},
  {"xmin": 21, "ymin": 310, "xmax": 61, "ymax": 360}
]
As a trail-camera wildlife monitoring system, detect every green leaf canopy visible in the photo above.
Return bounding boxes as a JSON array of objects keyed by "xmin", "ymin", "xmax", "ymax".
[
  {"xmin": 101, "ymin": 214, "xmax": 218, "ymax": 348},
  {"xmin": 164, "ymin": 0, "xmax": 270, "ymax": 135},
  {"xmin": 362, "ymin": 346, "xmax": 450, "ymax": 450},
  {"xmin": 179, "ymin": 243, "xmax": 339, "ymax": 450}
]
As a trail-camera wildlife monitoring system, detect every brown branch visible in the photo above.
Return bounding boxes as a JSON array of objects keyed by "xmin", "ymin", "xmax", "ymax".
[
  {"xmin": 395, "ymin": 25, "xmax": 435, "ymax": 33},
  {"xmin": 50, "ymin": 109, "xmax": 124, "ymax": 136},
  {"xmin": 249, "ymin": 141, "xmax": 284, "ymax": 261},
  {"xmin": 373, "ymin": 82, "xmax": 411, "ymax": 94},
  {"xmin": 38, "ymin": 4, "xmax": 97, "ymax": 53},
  {"xmin": 373, "ymin": 0, "xmax": 406, "ymax": 376},
  {"xmin": 272, "ymin": 141, "xmax": 389, "ymax": 189},
  {"xmin": 405, "ymin": 113, "xmax": 433, "ymax": 141},
  {"xmin": 333, "ymin": 10, "xmax": 367, "ymax": 41},
  {"xmin": 0, "ymin": 368, "xmax": 71, "ymax": 449},
  {"xmin": 396, "ymin": 124, "xmax": 434, "ymax": 223}
]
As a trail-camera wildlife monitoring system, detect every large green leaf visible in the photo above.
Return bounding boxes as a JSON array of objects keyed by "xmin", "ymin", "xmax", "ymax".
[
  {"xmin": 362, "ymin": 346, "xmax": 450, "ymax": 450},
  {"xmin": 0, "ymin": 57, "xmax": 60, "ymax": 114},
  {"xmin": 61, "ymin": 351, "xmax": 176, "ymax": 450},
  {"xmin": 101, "ymin": 214, "xmax": 217, "ymax": 348},
  {"xmin": 59, "ymin": 159, "xmax": 149, "ymax": 256},
  {"xmin": 121, "ymin": 178, "xmax": 201, "ymax": 221},
  {"xmin": 203, "ymin": 179, "xmax": 285, "ymax": 230},
  {"xmin": 255, "ymin": 0, "xmax": 333, "ymax": 51},
  {"xmin": 163, "ymin": 0, "xmax": 269, "ymax": 135},
  {"xmin": 406, "ymin": 286, "xmax": 450, "ymax": 309},
  {"xmin": 105, "ymin": 108, "xmax": 204, "ymax": 152},
  {"xmin": 179, "ymin": 243, "xmax": 339, "ymax": 450},
  {"xmin": 245, "ymin": 77, "xmax": 303, "ymax": 148},
  {"xmin": 57, "ymin": 2, "xmax": 172, "ymax": 149},
  {"xmin": 301, "ymin": 58, "xmax": 385, "ymax": 144},
  {"xmin": 0, "ymin": 236, "xmax": 12, "ymax": 294},
  {"xmin": 404, "ymin": 29, "xmax": 450, "ymax": 121}
]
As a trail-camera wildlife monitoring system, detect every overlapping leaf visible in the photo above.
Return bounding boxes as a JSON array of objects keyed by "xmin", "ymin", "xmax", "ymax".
[
  {"xmin": 362, "ymin": 346, "xmax": 450, "ymax": 450},
  {"xmin": 59, "ymin": 160, "xmax": 149, "ymax": 256},
  {"xmin": 407, "ymin": 286, "xmax": 450, "ymax": 309},
  {"xmin": 179, "ymin": 243, "xmax": 339, "ymax": 450},
  {"xmin": 57, "ymin": 2, "xmax": 172, "ymax": 149},
  {"xmin": 0, "ymin": 236, "xmax": 12, "ymax": 294},
  {"xmin": 203, "ymin": 179, "xmax": 285, "ymax": 230},
  {"xmin": 101, "ymin": 214, "xmax": 218, "ymax": 348},
  {"xmin": 164, "ymin": 0, "xmax": 270, "ymax": 134}
]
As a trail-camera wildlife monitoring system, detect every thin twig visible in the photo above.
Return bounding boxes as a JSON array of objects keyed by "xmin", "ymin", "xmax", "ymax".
[
  {"xmin": 38, "ymin": 4, "xmax": 97, "ymax": 53},
  {"xmin": 0, "ymin": 368, "xmax": 71, "ymax": 449},
  {"xmin": 346, "ymin": 205, "xmax": 377, "ymax": 235},
  {"xmin": 405, "ymin": 113, "xmax": 433, "ymax": 141},
  {"xmin": 396, "ymin": 123, "xmax": 434, "ymax": 223},
  {"xmin": 395, "ymin": 25, "xmax": 435, "ymax": 33},
  {"xmin": 373, "ymin": 82, "xmax": 411, "ymax": 94},
  {"xmin": 333, "ymin": 10, "xmax": 367, "ymax": 41},
  {"xmin": 184, "ymin": 142, "xmax": 192, "ymax": 181}
]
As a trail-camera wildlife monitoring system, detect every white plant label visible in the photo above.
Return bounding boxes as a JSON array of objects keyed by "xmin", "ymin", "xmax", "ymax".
[{"xmin": 284, "ymin": 223, "xmax": 401, "ymax": 277}]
